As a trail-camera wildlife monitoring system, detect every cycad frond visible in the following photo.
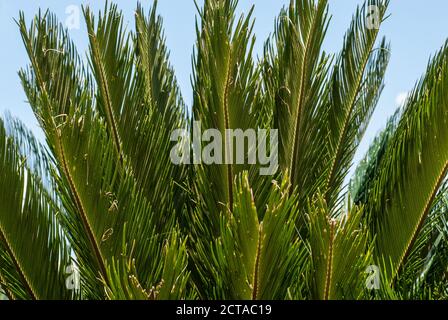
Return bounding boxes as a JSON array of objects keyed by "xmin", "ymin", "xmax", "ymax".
[
  {"xmin": 308, "ymin": 195, "xmax": 372, "ymax": 300},
  {"xmin": 263, "ymin": 0, "xmax": 331, "ymax": 205},
  {"xmin": 366, "ymin": 40, "xmax": 448, "ymax": 280},
  {"xmin": 351, "ymin": 110, "xmax": 400, "ymax": 207},
  {"xmin": 192, "ymin": 171, "xmax": 305, "ymax": 299},
  {"xmin": 104, "ymin": 228, "xmax": 190, "ymax": 300},
  {"xmin": 192, "ymin": 0, "xmax": 261, "ymax": 219},
  {"xmin": 398, "ymin": 182, "xmax": 448, "ymax": 299},
  {"xmin": 18, "ymin": 8, "xmax": 189, "ymax": 299},
  {"xmin": 5, "ymin": 0, "xmax": 448, "ymax": 302},
  {"xmin": 85, "ymin": 2, "xmax": 187, "ymax": 209},
  {"xmin": 0, "ymin": 117, "xmax": 71, "ymax": 300},
  {"xmin": 19, "ymin": 10, "xmax": 116, "ymax": 294},
  {"xmin": 324, "ymin": 0, "xmax": 390, "ymax": 213}
]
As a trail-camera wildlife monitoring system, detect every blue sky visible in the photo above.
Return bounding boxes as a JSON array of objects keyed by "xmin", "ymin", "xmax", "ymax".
[{"xmin": 1, "ymin": 0, "xmax": 448, "ymax": 169}]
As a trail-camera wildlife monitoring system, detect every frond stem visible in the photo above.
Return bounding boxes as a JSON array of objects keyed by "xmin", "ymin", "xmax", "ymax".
[
  {"xmin": 0, "ymin": 227, "xmax": 37, "ymax": 300},
  {"xmin": 323, "ymin": 219, "xmax": 336, "ymax": 300}
]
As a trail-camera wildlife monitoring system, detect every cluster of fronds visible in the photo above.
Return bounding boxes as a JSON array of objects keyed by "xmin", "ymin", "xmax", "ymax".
[{"xmin": 1, "ymin": 0, "xmax": 448, "ymax": 300}]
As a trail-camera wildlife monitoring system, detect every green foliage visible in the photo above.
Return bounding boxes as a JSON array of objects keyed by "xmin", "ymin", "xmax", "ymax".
[
  {"xmin": 192, "ymin": 172, "xmax": 305, "ymax": 299},
  {"xmin": 364, "ymin": 41, "xmax": 448, "ymax": 282},
  {"xmin": 263, "ymin": 0, "xmax": 331, "ymax": 211},
  {"xmin": 308, "ymin": 196, "xmax": 372, "ymax": 299},
  {"xmin": 1, "ymin": 0, "xmax": 448, "ymax": 300},
  {"xmin": 0, "ymin": 118, "xmax": 71, "ymax": 300}
]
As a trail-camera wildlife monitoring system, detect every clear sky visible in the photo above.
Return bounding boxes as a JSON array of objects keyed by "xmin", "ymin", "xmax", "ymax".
[{"xmin": 1, "ymin": 0, "xmax": 448, "ymax": 170}]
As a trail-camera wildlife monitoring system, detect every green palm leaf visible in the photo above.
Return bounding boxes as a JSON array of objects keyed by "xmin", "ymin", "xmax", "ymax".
[
  {"xmin": 324, "ymin": 0, "xmax": 390, "ymax": 212},
  {"xmin": 308, "ymin": 195, "xmax": 372, "ymax": 299},
  {"xmin": 0, "ymin": 117, "xmax": 71, "ymax": 300},
  {"xmin": 4, "ymin": 0, "xmax": 448, "ymax": 302},
  {"xmin": 18, "ymin": 8, "xmax": 189, "ymax": 299},
  {"xmin": 263, "ymin": 0, "xmax": 331, "ymax": 204},
  {"xmin": 192, "ymin": 0, "xmax": 262, "ymax": 218},
  {"xmin": 366, "ymin": 41, "xmax": 448, "ymax": 281},
  {"xmin": 85, "ymin": 2, "xmax": 188, "ymax": 228},
  {"xmin": 192, "ymin": 172, "xmax": 305, "ymax": 299}
]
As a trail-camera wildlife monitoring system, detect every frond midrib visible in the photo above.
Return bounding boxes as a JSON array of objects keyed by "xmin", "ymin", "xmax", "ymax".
[
  {"xmin": 324, "ymin": 31, "xmax": 379, "ymax": 205},
  {"xmin": 323, "ymin": 219, "xmax": 336, "ymax": 300},
  {"xmin": 251, "ymin": 222, "xmax": 263, "ymax": 300},
  {"xmin": 0, "ymin": 225, "xmax": 37, "ymax": 300},
  {"xmin": 393, "ymin": 160, "xmax": 448, "ymax": 280},
  {"xmin": 223, "ymin": 47, "xmax": 234, "ymax": 208},
  {"xmin": 55, "ymin": 131, "xmax": 109, "ymax": 282},
  {"xmin": 289, "ymin": 2, "xmax": 324, "ymax": 188},
  {"xmin": 85, "ymin": 17, "xmax": 123, "ymax": 162},
  {"xmin": 0, "ymin": 271, "xmax": 15, "ymax": 300},
  {"xmin": 20, "ymin": 25, "xmax": 109, "ymax": 285}
]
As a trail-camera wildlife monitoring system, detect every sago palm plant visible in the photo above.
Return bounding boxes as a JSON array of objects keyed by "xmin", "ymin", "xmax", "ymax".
[{"xmin": 1, "ymin": 0, "xmax": 448, "ymax": 300}]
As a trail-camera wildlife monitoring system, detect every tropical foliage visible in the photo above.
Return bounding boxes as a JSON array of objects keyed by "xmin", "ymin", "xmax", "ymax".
[{"xmin": 1, "ymin": 0, "xmax": 448, "ymax": 300}]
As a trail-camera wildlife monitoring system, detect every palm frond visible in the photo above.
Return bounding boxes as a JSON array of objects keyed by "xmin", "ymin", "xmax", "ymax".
[
  {"xmin": 263, "ymin": 0, "xmax": 331, "ymax": 205},
  {"xmin": 104, "ymin": 227, "xmax": 190, "ymax": 300},
  {"xmin": 0, "ymin": 117, "xmax": 71, "ymax": 300},
  {"xmin": 133, "ymin": 2, "xmax": 188, "ymax": 218},
  {"xmin": 84, "ymin": 2, "xmax": 131, "ymax": 161},
  {"xmin": 192, "ymin": 0, "xmax": 261, "ymax": 219},
  {"xmin": 18, "ymin": 8, "xmax": 189, "ymax": 299},
  {"xmin": 308, "ymin": 195, "xmax": 373, "ymax": 300},
  {"xmin": 18, "ymin": 10, "xmax": 114, "ymax": 295},
  {"xmin": 191, "ymin": 171, "xmax": 305, "ymax": 299},
  {"xmin": 397, "ymin": 182, "xmax": 448, "ymax": 299},
  {"xmin": 366, "ymin": 40, "xmax": 448, "ymax": 280},
  {"xmin": 323, "ymin": 0, "xmax": 390, "ymax": 213},
  {"xmin": 351, "ymin": 110, "xmax": 400, "ymax": 206}
]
